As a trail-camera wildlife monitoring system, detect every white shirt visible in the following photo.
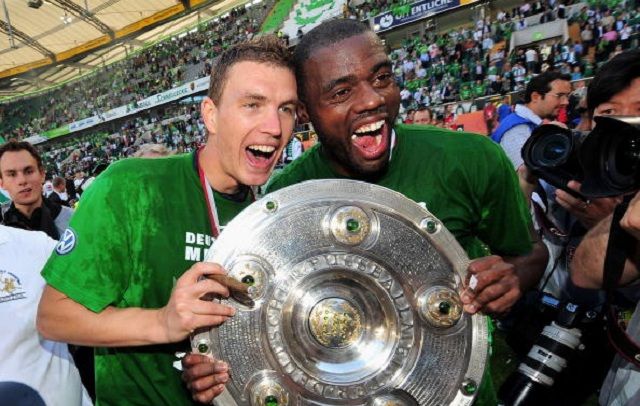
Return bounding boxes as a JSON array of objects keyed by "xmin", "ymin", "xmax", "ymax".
[
  {"xmin": 482, "ymin": 37, "xmax": 494, "ymax": 50},
  {"xmin": 525, "ymin": 49, "xmax": 538, "ymax": 63},
  {"xmin": 43, "ymin": 181, "xmax": 54, "ymax": 198},
  {"xmin": 0, "ymin": 226, "xmax": 92, "ymax": 406},
  {"xmin": 499, "ymin": 104, "xmax": 542, "ymax": 168}
]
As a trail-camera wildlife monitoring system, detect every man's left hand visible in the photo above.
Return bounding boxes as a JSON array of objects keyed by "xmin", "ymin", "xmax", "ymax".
[{"xmin": 460, "ymin": 255, "xmax": 520, "ymax": 315}]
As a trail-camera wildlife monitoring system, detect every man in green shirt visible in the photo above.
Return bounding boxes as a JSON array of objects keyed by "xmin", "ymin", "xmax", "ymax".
[
  {"xmin": 473, "ymin": 79, "xmax": 487, "ymax": 98},
  {"xmin": 36, "ymin": 36, "xmax": 298, "ymax": 405},
  {"xmin": 184, "ymin": 19, "xmax": 548, "ymax": 404}
]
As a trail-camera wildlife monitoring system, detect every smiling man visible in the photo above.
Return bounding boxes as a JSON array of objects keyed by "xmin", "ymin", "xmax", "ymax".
[
  {"xmin": 183, "ymin": 19, "xmax": 547, "ymax": 404},
  {"xmin": 268, "ymin": 18, "xmax": 545, "ymax": 313},
  {"xmin": 0, "ymin": 141, "xmax": 73, "ymax": 239},
  {"xmin": 36, "ymin": 36, "xmax": 298, "ymax": 406}
]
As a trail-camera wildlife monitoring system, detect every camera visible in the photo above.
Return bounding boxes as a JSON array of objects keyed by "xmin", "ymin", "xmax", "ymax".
[
  {"xmin": 498, "ymin": 296, "xmax": 594, "ymax": 406},
  {"xmin": 522, "ymin": 116, "xmax": 640, "ymax": 198}
]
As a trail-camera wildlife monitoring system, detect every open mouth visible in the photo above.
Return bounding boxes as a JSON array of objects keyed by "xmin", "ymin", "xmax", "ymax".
[
  {"xmin": 246, "ymin": 144, "xmax": 277, "ymax": 168},
  {"xmin": 351, "ymin": 119, "xmax": 389, "ymax": 159}
]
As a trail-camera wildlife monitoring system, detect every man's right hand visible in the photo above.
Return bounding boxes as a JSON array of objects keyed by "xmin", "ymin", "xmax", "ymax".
[
  {"xmin": 182, "ymin": 353, "xmax": 229, "ymax": 404},
  {"xmin": 157, "ymin": 262, "xmax": 236, "ymax": 343}
]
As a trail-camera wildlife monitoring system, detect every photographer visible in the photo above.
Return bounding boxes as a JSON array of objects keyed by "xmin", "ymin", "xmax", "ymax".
[
  {"xmin": 522, "ymin": 50, "xmax": 640, "ymax": 300},
  {"xmin": 570, "ymin": 191, "xmax": 640, "ymax": 405},
  {"xmin": 498, "ymin": 50, "xmax": 640, "ymax": 405}
]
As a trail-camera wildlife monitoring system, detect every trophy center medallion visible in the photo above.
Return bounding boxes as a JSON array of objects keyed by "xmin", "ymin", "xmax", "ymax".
[{"xmin": 308, "ymin": 297, "xmax": 363, "ymax": 348}]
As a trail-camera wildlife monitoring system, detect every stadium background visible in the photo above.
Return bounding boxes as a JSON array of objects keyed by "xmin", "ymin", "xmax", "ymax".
[{"xmin": 0, "ymin": 0, "xmax": 637, "ymax": 401}]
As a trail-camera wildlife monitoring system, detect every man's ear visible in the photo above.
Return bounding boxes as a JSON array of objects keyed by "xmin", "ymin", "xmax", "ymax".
[
  {"xmin": 201, "ymin": 97, "xmax": 219, "ymax": 135},
  {"xmin": 531, "ymin": 91, "xmax": 543, "ymax": 103},
  {"xmin": 296, "ymin": 103, "xmax": 310, "ymax": 125}
]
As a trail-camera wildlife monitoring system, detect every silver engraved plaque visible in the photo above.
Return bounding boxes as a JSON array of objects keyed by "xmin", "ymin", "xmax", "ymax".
[{"xmin": 193, "ymin": 179, "xmax": 488, "ymax": 406}]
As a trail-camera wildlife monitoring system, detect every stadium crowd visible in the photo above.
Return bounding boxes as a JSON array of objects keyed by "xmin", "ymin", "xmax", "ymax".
[
  {"xmin": 0, "ymin": 2, "xmax": 272, "ymax": 141},
  {"xmin": 391, "ymin": 0, "xmax": 639, "ymax": 114},
  {"xmin": 39, "ymin": 103, "xmax": 206, "ymax": 179}
]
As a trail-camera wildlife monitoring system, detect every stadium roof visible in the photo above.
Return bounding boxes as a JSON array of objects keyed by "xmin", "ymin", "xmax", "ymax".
[{"xmin": 0, "ymin": 0, "xmax": 248, "ymax": 98}]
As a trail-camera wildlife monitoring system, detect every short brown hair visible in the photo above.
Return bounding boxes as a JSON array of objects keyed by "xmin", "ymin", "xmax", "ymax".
[
  {"xmin": 0, "ymin": 141, "xmax": 44, "ymax": 178},
  {"xmin": 207, "ymin": 35, "xmax": 294, "ymax": 102},
  {"xmin": 52, "ymin": 176, "xmax": 65, "ymax": 188}
]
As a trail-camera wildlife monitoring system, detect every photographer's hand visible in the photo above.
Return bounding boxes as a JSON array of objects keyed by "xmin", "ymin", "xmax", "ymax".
[
  {"xmin": 460, "ymin": 255, "xmax": 520, "ymax": 315},
  {"xmin": 555, "ymin": 180, "xmax": 621, "ymax": 229}
]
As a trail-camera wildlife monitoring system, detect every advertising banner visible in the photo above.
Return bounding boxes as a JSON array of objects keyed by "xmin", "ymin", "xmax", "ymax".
[
  {"xmin": 23, "ymin": 134, "xmax": 50, "ymax": 145},
  {"xmin": 372, "ymin": 0, "xmax": 479, "ymax": 32},
  {"xmin": 60, "ymin": 76, "xmax": 210, "ymax": 137},
  {"xmin": 42, "ymin": 125, "xmax": 70, "ymax": 139}
]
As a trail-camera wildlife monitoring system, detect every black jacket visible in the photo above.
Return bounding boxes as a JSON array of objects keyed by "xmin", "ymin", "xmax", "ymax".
[
  {"xmin": 48, "ymin": 191, "xmax": 69, "ymax": 207},
  {"xmin": 2, "ymin": 198, "xmax": 63, "ymax": 240}
]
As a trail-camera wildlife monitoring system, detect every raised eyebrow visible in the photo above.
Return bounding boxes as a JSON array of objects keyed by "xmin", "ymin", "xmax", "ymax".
[
  {"xmin": 241, "ymin": 93, "xmax": 268, "ymax": 102},
  {"xmin": 371, "ymin": 60, "xmax": 393, "ymax": 74},
  {"xmin": 322, "ymin": 75, "xmax": 358, "ymax": 94}
]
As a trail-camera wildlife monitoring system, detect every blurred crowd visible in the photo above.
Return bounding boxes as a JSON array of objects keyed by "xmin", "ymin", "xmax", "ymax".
[
  {"xmin": 391, "ymin": 0, "xmax": 639, "ymax": 114},
  {"xmin": 0, "ymin": 2, "xmax": 272, "ymax": 140},
  {"xmin": 38, "ymin": 102, "xmax": 206, "ymax": 179}
]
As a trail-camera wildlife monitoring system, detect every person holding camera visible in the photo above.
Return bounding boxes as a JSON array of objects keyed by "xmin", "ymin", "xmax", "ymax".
[
  {"xmin": 498, "ymin": 50, "xmax": 640, "ymax": 405},
  {"xmin": 534, "ymin": 50, "xmax": 640, "ymax": 298},
  {"xmin": 570, "ymin": 190, "xmax": 640, "ymax": 405}
]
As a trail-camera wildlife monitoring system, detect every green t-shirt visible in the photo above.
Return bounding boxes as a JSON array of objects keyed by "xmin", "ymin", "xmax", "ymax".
[
  {"xmin": 460, "ymin": 85, "xmax": 473, "ymax": 100},
  {"xmin": 448, "ymin": 62, "xmax": 461, "ymax": 77},
  {"xmin": 267, "ymin": 124, "xmax": 532, "ymax": 260},
  {"xmin": 41, "ymin": 152, "xmax": 253, "ymax": 406},
  {"xmin": 473, "ymin": 82, "xmax": 487, "ymax": 97}
]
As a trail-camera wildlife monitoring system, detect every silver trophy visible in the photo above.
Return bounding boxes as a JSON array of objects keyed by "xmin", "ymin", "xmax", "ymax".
[{"xmin": 192, "ymin": 179, "xmax": 487, "ymax": 406}]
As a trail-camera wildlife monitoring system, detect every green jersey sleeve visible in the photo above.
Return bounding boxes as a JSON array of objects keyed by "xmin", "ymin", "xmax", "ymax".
[
  {"xmin": 42, "ymin": 162, "xmax": 134, "ymax": 313},
  {"xmin": 475, "ymin": 140, "xmax": 533, "ymax": 257}
]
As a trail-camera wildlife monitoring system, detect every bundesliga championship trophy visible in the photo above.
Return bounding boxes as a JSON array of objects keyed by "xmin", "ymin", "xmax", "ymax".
[{"xmin": 191, "ymin": 180, "xmax": 487, "ymax": 406}]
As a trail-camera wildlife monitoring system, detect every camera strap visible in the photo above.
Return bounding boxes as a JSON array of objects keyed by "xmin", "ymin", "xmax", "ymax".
[{"xmin": 603, "ymin": 196, "xmax": 640, "ymax": 368}]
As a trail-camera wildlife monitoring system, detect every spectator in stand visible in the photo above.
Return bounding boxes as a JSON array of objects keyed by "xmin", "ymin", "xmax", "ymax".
[
  {"xmin": 491, "ymin": 71, "xmax": 571, "ymax": 169},
  {"xmin": 525, "ymin": 47, "xmax": 538, "ymax": 74},
  {"xmin": 404, "ymin": 108, "xmax": 416, "ymax": 124},
  {"xmin": 497, "ymin": 95, "xmax": 512, "ymax": 122},
  {"xmin": 48, "ymin": 177, "xmax": 69, "ymax": 207},
  {"xmin": 133, "ymin": 144, "xmax": 174, "ymax": 158},
  {"xmin": 413, "ymin": 106, "xmax": 433, "ymax": 125}
]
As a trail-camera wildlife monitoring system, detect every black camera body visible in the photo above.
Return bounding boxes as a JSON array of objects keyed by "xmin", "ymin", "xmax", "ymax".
[{"xmin": 522, "ymin": 116, "xmax": 640, "ymax": 198}]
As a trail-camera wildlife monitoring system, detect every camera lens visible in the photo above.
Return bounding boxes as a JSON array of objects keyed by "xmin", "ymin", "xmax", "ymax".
[
  {"xmin": 614, "ymin": 133, "xmax": 640, "ymax": 177},
  {"xmin": 531, "ymin": 133, "xmax": 571, "ymax": 167}
]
